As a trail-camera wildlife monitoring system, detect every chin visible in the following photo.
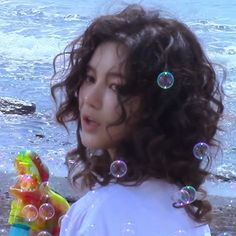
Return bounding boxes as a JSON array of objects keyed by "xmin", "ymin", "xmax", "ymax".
[
  {"xmin": 80, "ymin": 137, "xmax": 104, "ymax": 149},
  {"xmin": 82, "ymin": 139, "xmax": 113, "ymax": 151},
  {"xmin": 81, "ymin": 140, "xmax": 96, "ymax": 149},
  {"xmin": 79, "ymin": 131, "xmax": 113, "ymax": 150}
]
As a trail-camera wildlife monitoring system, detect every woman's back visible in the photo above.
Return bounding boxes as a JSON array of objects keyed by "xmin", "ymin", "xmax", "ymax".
[{"xmin": 60, "ymin": 178, "xmax": 211, "ymax": 236}]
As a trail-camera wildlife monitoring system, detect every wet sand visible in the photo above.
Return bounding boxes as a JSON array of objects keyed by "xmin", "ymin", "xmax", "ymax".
[{"xmin": 0, "ymin": 173, "xmax": 235, "ymax": 235}]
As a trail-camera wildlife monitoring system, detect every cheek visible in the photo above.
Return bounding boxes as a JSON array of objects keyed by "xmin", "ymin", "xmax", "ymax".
[
  {"xmin": 78, "ymin": 87, "xmax": 85, "ymax": 110},
  {"xmin": 105, "ymin": 96, "xmax": 121, "ymax": 121}
]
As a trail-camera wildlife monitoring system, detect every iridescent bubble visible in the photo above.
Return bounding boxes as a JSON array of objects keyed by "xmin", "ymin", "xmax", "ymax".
[
  {"xmin": 110, "ymin": 160, "xmax": 127, "ymax": 178},
  {"xmin": 173, "ymin": 186, "xmax": 196, "ymax": 207},
  {"xmin": 16, "ymin": 174, "xmax": 38, "ymax": 192},
  {"xmin": 0, "ymin": 228, "xmax": 8, "ymax": 236},
  {"xmin": 193, "ymin": 142, "xmax": 209, "ymax": 160},
  {"xmin": 21, "ymin": 204, "xmax": 38, "ymax": 222},
  {"xmin": 218, "ymin": 232, "xmax": 232, "ymax": 236},
  {"xmin": 121, "ymin": 222, "xmax": 136, "ymax": 235},
  {"xmin": 39, "ymin": 203, "xmax": 55, "ymax": 220},
  {"xmin": 37, "ymin": 231, "xmax": 52, "ymax": 236},
  {"xmin": 181, "ymin": 186, "xmax": 196, "ymax": 204},
  {"xmin": 172, "ymin": 189, "xmax": 190, "ymax": 207},
  {"xmin": 156, "ymin": 71, "xmax": 175, "ymax": 89}
]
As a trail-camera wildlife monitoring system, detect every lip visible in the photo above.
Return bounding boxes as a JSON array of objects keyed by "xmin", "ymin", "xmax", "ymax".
[{"xmin": 81, "ymin": 114, "xmax": 100, "ymax": 132}]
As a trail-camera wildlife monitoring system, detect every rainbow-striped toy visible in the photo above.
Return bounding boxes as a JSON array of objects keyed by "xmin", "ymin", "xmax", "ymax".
[{"xmin": 8, "ymin": 150, "xmax": 70, "ymax": 236}]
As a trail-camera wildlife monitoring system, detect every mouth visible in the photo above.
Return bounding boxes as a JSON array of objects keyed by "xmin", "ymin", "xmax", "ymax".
[{"xmin": 81, "ymin": 114, "xmax": 100, "ymax": 131}]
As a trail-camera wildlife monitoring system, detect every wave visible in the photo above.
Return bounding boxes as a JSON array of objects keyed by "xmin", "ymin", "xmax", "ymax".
[
  {"xmin": 0, "ymin": 3, "xmax": 89, "ymax": 64},
  {"xmin": 0, "ymin": 2, "xmax": 90, "ymax": 24},
  {"xmin": 215, "ymin": 163, "xmax": 236, "ymax": 181},
  {"xmin": 0, "ymin": 31, "xmax": 64, "ymax": 62},
  {"xmin": 190, "ymin": 20, "xmax": 236, "ymax": 32}
]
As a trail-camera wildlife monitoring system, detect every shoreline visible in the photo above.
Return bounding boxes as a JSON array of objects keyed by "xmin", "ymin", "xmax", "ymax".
[{"xmin": 0, "ymin": 173, "xmax": 235, "ymax": 235}]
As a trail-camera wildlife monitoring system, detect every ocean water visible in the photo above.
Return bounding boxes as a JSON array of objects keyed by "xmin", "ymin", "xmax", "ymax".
[{"xmin": 0, "ymin": 0, "xmax": 235, "ymax": 194}]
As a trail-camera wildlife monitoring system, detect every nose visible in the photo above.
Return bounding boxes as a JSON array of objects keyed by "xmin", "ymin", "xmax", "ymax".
[{"xmin": 83, "ymin": 83, "xmax": 103, "ymax": 109}]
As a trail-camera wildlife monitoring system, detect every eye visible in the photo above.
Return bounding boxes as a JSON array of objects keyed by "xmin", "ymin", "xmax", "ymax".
[
  {"xmin": 84, "ymin": 74, "xmax": 95, "ymax": 84},
  {"xmin": 109, "ymin": 84, "xmax": 120, "ymax": 92}
]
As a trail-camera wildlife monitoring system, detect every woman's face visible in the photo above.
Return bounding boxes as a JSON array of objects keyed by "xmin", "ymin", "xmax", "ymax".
[{"xmin": 78, "ymin": 42, "xmax": 140, "ymax": 151}]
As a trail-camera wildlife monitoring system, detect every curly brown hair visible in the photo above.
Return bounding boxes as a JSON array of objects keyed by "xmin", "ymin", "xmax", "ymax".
[{"xmin": 51, "ymin": 4, "xmax": 224, "ymax": 224}]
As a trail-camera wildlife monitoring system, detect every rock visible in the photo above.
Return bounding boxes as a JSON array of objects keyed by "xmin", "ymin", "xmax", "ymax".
[
  {"xmin": 0, "ymin": 97, "xmax": 36, "ymax": 115},
  {"xmin": 35, "ymin": 134, "xmax": 45, "ymax": 138}
]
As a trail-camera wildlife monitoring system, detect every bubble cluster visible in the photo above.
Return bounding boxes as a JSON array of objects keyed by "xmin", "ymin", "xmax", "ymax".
[
  {"xmin": 173, "ymin": 185, "xmax": 197, "ymax": 207},
  {"xmin": 156, "ymin": 71, "xmax": 175, "ymax": 89},
  {"xmin": 22, "ymin": 204, "xmax": 38, "ymax": 222},
  {"xmin": 110, "ymin": 160, "xmax": 127, "ymax": 178},
  {"xmin": 193, "ymin": 142, "xmax": 209, "ymax": 160},
  {"xmin": 16, "ymin": 174, "xmax": 38, "ymax": 191},
  {"xmin": 39, "ymin": 203, "xmax": 55, "ymax": 220}
]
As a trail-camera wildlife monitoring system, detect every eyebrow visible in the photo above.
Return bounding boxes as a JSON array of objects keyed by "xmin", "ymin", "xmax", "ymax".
[
  {"xmin": 87, "ymin": 64, "xmax": 125, "ymax": 80},
  {"xmin": 87, "ymin": 64, "xmax": 96, "ymax": 73}
]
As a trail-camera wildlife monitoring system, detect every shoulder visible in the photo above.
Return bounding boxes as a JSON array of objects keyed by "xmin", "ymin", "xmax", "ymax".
[
  {"xmin": 59, "ymin": 183, "xmax": 122, "ymax": 235},
  {"xmin": 60, "ymin": 178, "xmax": 211, "ymax": 236}
]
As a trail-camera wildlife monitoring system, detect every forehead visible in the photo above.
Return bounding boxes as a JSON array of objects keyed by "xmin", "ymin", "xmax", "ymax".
[{"xmin": 88, "ymin": 42, "xmax": 128, "ymax": 72}]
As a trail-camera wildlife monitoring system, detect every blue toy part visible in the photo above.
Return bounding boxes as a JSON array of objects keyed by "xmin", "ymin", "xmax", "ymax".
[{"xmin": 8, "ymin": 224, "xmax": 30, "ymax": 236}]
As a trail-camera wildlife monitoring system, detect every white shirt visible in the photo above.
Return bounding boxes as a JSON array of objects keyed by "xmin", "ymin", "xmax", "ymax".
[{"xmin": 60, "ymin": 178, "xmax": 211, "ymax": 236}]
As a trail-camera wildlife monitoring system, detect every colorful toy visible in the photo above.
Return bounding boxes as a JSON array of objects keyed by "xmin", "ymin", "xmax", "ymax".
[{"xmin": 8, "ymin": 150, "xmax": 70, "ymax": 236}]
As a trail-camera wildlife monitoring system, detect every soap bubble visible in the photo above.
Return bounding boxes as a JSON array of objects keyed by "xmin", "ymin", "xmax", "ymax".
[
  {"xmin": 39, "ymin": 203, "xmax": 55, "ymax": 220},
  {"xmin": 16, "ymin": 174, "xmax": 38, "ymax": 191},
  {"xmin": 173, "ymin": 186, "xmax": 196, "ymax": 207},
  {"xmin": 156, "ymin": 71, "xmax": 174, "ymax": 89},
  {"xmin": 37, "ymin": 231, "xmax": 52, "ymax": 236},
  {"xmin": 193, "ymin": 142, "xmax": 209, "ymax": 160},
  {"xmin": 22, "ymin": 204, "xmax": 38, "ymax": 222},
  {"xmin": 181, "ymin": 186, "xmax": 196, "ymax": 204},
  {"xmin": 122, "ymin": 222, "xmax": 136, "ymax": 235},
  {"xmin": 0, "ymin": 228, "xmax": 8, "ymax": 236},
  {"xmin": 110, "ymin": 160, "xmax": 127, "ymax": 178},
  {"xmin": 173, "ymin": 189, "xmax": 190, "ymax": 207}
]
